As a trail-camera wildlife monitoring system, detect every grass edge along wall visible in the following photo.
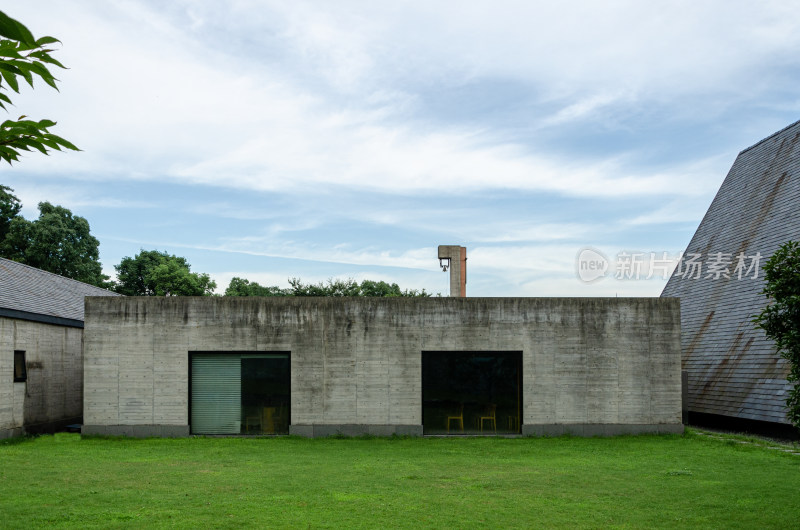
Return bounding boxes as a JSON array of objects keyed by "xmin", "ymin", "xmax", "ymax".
[{"xmin": 82, "ymin": 297, "xmax": 683, "ymax": 437}]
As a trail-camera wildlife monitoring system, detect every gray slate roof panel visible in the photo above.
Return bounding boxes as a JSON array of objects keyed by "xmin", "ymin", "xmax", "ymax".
[
  {"xmin": 0, "ymin": 257, "xmax": 120, "ymax": 322},
  {"xmin": 661, "ymin": 119, "xmax": 800, "ymax": 425}
]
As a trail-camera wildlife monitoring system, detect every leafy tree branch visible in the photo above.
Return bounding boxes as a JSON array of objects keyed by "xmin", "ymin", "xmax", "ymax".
[{"xmin": 0, "ymin": 9, "xmax": 78, "ymax": 164}]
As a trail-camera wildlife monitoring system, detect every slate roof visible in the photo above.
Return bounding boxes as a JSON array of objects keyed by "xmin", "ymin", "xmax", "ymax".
[
  {"xmin": 661, "ymin": 119, "xmax": 800, "ymax": 425},
  {"xmin": 0, "ymin": 257, "xmax": 120, "ymax": 325}
]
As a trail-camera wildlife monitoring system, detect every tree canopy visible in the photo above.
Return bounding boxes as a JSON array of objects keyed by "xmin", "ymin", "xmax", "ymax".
[
  {"xmin": 753, "ymin": 240, "xmax": 800, "ymax": 429},
  {"xmin": 0, "ymin": 192, "xmax": 108, "ymax": 287},
  {"xmin": 0, "ymin": 10, "xmax": 78, "ymax": 164},
  {"xmin": 225, "ymin": 276, "xmax": 431, "ymax": 297},
  {"xmin": 225, "ymin": 277, "xmax": 291, "ymax": 297},
  {"xmin": 114, "ymin": 250, "xmax": 217, "ymax": 296}
]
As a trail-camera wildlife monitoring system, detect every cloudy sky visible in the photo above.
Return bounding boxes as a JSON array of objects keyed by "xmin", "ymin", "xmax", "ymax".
[{"xmin": 3, "ymin": 0, "xmax": 800, "ymax": 296}]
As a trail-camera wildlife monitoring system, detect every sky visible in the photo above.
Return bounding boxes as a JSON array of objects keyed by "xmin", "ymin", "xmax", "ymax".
[{"xmin": 3, "ymin": 0, "xmax": 800, "ymax": 296}]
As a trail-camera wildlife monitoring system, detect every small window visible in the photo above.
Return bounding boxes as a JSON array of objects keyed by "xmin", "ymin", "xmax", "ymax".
[{"xmin": 14, "ymin": 350, "xmax": 26, "ymax": 382}]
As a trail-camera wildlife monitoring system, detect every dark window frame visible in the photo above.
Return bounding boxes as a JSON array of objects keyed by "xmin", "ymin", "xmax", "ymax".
[{"xmin": 13, "ymin": 350, "xmax": 27, "ymax": 382}]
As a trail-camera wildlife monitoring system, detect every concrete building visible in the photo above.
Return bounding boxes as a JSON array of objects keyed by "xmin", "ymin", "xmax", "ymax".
[
  {"xmin": 662, "ymin": 119, "xmax": 800, "ymax": 431},
  {"xmin": 82, "ymin": 296, "xmax": 683, "ymax": 437},
  {"xmin": 0, "ymin": 258, "xmax": 120, "ymax": 438}
]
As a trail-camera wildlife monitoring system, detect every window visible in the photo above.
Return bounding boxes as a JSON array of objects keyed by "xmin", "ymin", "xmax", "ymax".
[
  {"xmin": 422, "ymin": 351, "xmax": 522, "ymax": 435},
  {"xmin": 13, "ymin": 350, "xmax": 26, "ymax": 382}
]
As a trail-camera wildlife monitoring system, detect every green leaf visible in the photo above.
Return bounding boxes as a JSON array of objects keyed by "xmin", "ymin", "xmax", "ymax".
[
  {"xmin": 0, "ymin": 45, "xmax": 24, "ymax": 59},
  {"xmin": 0, "ymin": 145, "xmax": 21, "ymax": 163},
  {"xmin": 26, "ymin": 60, "xmax": 54, "ymax": 79},
  {"xmin": 0, "ymin": 61, "xmax": 23, "ymax": 76},
  {"xmin": 12, "ymin": 141, "xmax": 32, "ymax": 152},
  {"xmin": 16, "ymin": 136, "xmax": 48, "ymax": 154},
  {"xmin": 28, "ymin": 52, "xmax": 65, "ymax": 69},
  {"xmin": 0, "ymin": 66, "xmax": 19, "ymax": 92},
  {"xmin": 23, "ymin": 61, "xmax": 58, "ymax": 90},
  {"xmin": 43, "ymin": 133, "xmax": 79, "ymax": 151},
  {"xmin": 0, "ymin": 11, "xmax": 36, "ymax": 46},
  {"xmin": 36, "ymin": 135, "xmax": 60, "ymax": 150},
  {"xmin": 8, "ymin": 60, "xmax": 33, "ymax": 86},
  {"xmin": 35, "ymin": 36, "xmax": 60, "ymax": 46}
]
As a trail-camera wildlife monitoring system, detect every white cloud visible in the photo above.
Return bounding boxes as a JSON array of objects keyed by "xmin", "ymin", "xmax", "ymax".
[
  {"xmin": 539, "ymin": 92, "xmax": 633, "ymax": 128},
  {"xmin": 8, "ymin": 182, "xmax": 154, "ymax": 219},
  {"xmin": 10, "ymin": 0, "xmax": 784, "ymax": 199},
  {"xmin": 6, "ymin": 1, "xmax": 798, "ymax": 298}
]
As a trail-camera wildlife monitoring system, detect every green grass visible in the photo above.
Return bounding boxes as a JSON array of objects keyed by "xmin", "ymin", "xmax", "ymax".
[{"xmin": 1, "ymin": 430, "xmax": 798, "ymax": 528}]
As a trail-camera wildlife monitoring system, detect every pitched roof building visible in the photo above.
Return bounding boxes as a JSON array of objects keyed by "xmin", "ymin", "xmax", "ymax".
[
  {"xmin": 1, "ymin": 257, "xmax": 120, "ymax": 438},
  {"xmin": 0, "ymin": 257, "xmax": 117, "ymax": 325},
  {"xmin": 661, "ymin": 120, "xmax": 800, "ymax": 427}
]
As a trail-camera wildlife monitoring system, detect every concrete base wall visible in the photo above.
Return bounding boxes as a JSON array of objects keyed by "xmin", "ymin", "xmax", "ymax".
[
  {"xmin": 83, "ymin": 297, "xmax": 682, "ymax": 437},
  {"xmin": 289, "ymin": 424, "xmax": 424, "ymax": 437},
  {"xmin": 0, "ymin": 317, "xmax": 84, "ymax": 437},
  {"xmin": 81, "ymin": 424, "xmax": 190, "ymax": 437},
  {"xmin": 0, "ymin": 426, "xmax": 24, "ymax": 439},
  {"xmin": 522, "ymin": 423, "xmax": 684, "ymax": 437}
]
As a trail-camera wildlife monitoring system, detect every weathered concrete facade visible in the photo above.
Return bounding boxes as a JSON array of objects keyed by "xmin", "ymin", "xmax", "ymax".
[
  {"xmin": 83, "ymin": 296, "xmax": 683, "ymax": 437},
  {"xmin": 0, "ymin": 318, "xmax": 84, "ymax": 438}
]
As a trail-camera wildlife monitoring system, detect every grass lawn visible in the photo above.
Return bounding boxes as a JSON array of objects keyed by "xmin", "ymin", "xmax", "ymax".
[{"xmin": 1, "ymin": 430, "xmax": 798, "ymax": 528}]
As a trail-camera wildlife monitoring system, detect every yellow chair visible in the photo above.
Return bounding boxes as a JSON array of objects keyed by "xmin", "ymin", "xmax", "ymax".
[
  {"xmin": 262, "ymin": 406, "xmax": 278, "ymax": 434},
  {"xmin": 507, "ymin": 415, "xmax": 519, "ymax": 432},
  {"xmin": 446, "ymin": 404, "xmax": 464, "ymax": 433},
  {"xmin": 479, "ymin": 404, "xmax": 497, "ymax": 434}
]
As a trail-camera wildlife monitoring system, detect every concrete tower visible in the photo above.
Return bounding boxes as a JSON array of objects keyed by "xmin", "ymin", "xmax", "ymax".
[{"xmin": 438, "ymin": 245, "xmax": 466, "ymax": 297}]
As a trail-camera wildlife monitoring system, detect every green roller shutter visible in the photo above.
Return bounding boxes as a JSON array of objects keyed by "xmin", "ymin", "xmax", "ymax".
[{"xmin": 191, "ymin": 354, "xmax": 242, "ymax": 434}]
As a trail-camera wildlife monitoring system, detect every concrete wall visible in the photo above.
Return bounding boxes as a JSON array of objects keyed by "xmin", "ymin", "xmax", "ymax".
[
  {"xmin": 82, "ymin": 297, "xmax": 682, "ymax": 437},
  {"xmin": 0, "ymin": 317, "xmax": 83, "ymax": 438}
]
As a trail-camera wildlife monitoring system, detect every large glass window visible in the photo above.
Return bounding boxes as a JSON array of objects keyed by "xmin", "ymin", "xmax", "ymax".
[
  {"xmin": 190, "ymin": 352, "xmax": 290, "ymax": 435},
  {"xmin": 422, "ymin": 351, "xmax": 522, "ymax": 435}
]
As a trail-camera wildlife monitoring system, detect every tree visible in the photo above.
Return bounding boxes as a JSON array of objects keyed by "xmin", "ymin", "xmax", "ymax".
[
  {"xmin": 358, "ymin": 279, "xmax": 428, "ymax": 297},
  {"xmin": 288, "ymin": 277, "xmax": 431, "ymax": 297},
  {"xmin": 114, "ymin": 250, "xmax": 216, "ymax": 296},
  {"xmin": 225, "ymin": 277, "xmax": 290, "ymax": 297},
  {"xmin": 225, "ymin": 276, "xmax": 431, "ymax": 297},
  {"xmin": 288, "ymin": 277, "xmax": 361, "ymax": 297},
  {"xmin": 753, "ymin": 240, "xmax": 800, "ymax": 429},
  {"xmin": 0, "ymin": 183, "xmax": 20, "ymax": 241},
  {"xmin": 0, "ymin": 200, "xmax": 108, "ymax": 287},
  {"xmin": 0, "ymin": 10, "xmax": 78, "ymax": 164}
]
